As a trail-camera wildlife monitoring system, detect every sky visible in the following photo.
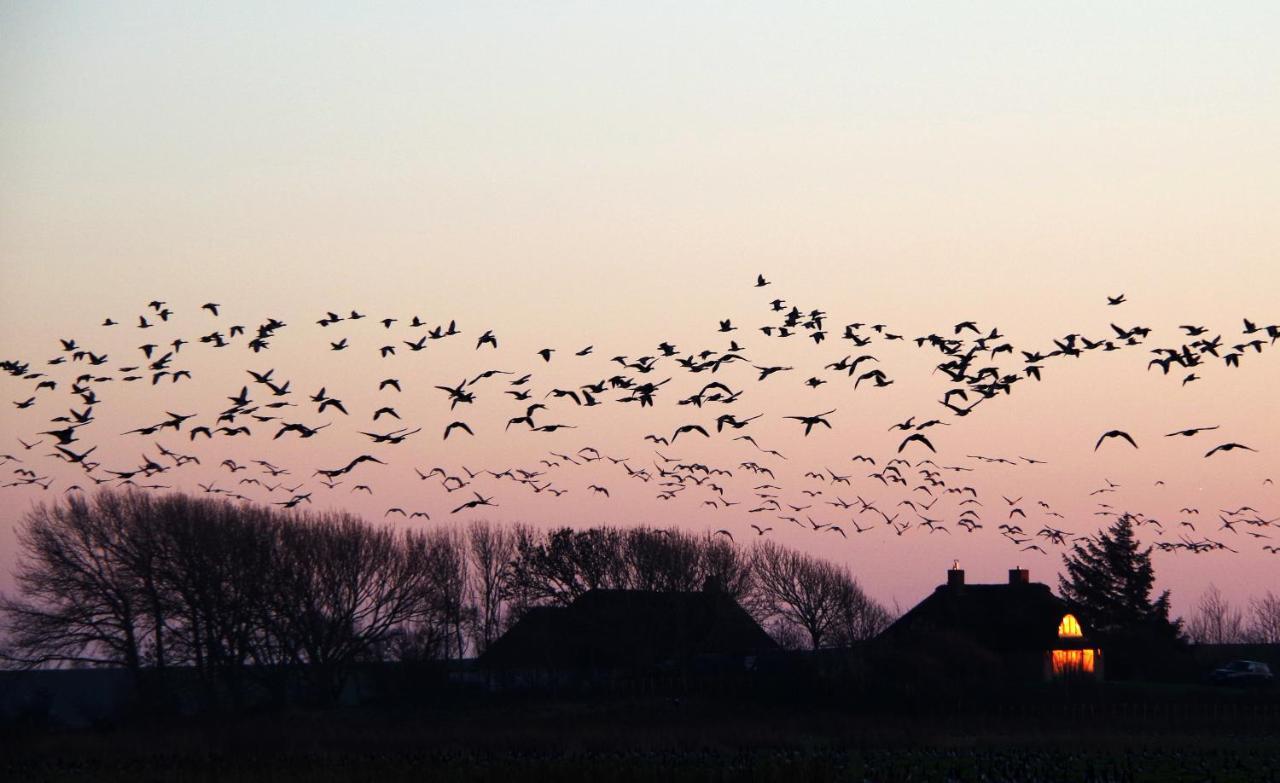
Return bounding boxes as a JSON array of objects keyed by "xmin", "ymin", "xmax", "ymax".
[{"xmin": 1, "ymin": 3, "xmax": 1278, "ymax": 617}]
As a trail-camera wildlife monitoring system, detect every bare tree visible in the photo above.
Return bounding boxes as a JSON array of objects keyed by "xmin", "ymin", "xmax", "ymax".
[
  {"xmin": 466, "ymin": 520, "xmax": 515, "ymax": 654},
  {"xmin": 699, "ymin": 533, "xmax": 756, "ymax": 607},
  {"xmin": 1246, "ymin": 591, "xmax": 1280, "ymax": 643},
  {"xmin": 764, "ymin": 617, "xmax": 808, "ymax": 651},
  {"xmin": 751, "ymin": 541, "xmax": 847, "ymax": 649},
  {"xmin": 264, "ymin": 511, "xmax": 440, "ymax": 695},
  {"xmin": 504, "ymin": 527, "xmax": 627, "ymax": 610},
  {"xmin": 423, "ymin": 527, "xmax": 471, "ymax": 660},
  {"xmin": 622, "ymin": 527, "xmax": 705, "ymax": 592},
  {"xmin": 826, "ymin": 573, "xmax": 895, "ymax": 645},
  {"xmin": 0, "ymin": 493, "xmax": 150, "ymax": 671},
  {"xmin": 1185, "ymin": 584, "xmax": 1246, "ymax": 644},
  {"xmin": 150, "ymin": 495, "xmax": 279, "ymax": 687}
]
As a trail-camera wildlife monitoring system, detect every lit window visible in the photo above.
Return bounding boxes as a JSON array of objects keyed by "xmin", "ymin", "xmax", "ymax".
[
  {"xmin": 1051, "ymin": 648, "xmax": 1095, "ymax": 675},
  {"xmin": 1058, "ymin": 613, "xmax": 1082, "ymax": 638}
]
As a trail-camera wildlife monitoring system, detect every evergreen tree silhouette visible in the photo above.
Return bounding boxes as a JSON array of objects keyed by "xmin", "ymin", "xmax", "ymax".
[{"xmin": 1059, "ymin": 513, "xmax": 1183, "ymax": 675}]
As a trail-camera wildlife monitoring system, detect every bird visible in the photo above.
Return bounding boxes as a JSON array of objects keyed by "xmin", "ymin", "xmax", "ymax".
[
  {"xmin": 443, "ymin": 421, "xmax": 474, "ymax": 440},
  {"xmin": 1107, "ymin": 294, "xmax": 1127, "ymax": 305},
  {"xmin": 785, "ymin": 410, "xmax": 835, "ymax": 436},
  {"xmin": 317, "ymin": 398, "xmax": 348, "ymax": 416},
  {"xmin": 898, "ymin": 433, "xmax": 936, "ymax": 453},
  {"xmin": 435, "ymin": 380, "xmax": 476, "ymax": 409},
  {"xmin": 274, "ymin": 422, "xmax": 330, "ymax": 439},
  {"xmin": 754, "ymin": 274, "xmax": 770, "ymax": 287},
  {"xmin": 672, "ymin": 424, "xmax": 710, "ymax": 441},
  {"xmin": 532, "ymin": 423, "xmax": 576, "ymax": 433},
  {"xmin": 451, "ymin": 492, "xmax": 495, "ymax": 514},
  {"xmin": 359, "ymin": 427, "xmax": 421, "ymax": 444},
  {"xmin": 1204, "ymin": 443, "xmax": 1256, "ymax": 458},
  {"xmin": 313, "ymin": 454, "xmax": 385, "ymax": 478},
  {"xmin": 1166, "ymin": 426, "xmax": 1218, "ymax": 437},
  {"xmin": 1095, "ymin": 430, "xmax": 1138, "ymax": 450},
  {"xmin": 753, "ymin": 365, "xmax": 793, "ymax": 381}
]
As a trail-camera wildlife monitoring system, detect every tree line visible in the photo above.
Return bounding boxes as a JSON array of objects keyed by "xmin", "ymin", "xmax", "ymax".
[
  {"xmin": 0, "ymin": 490, "xmax": 892, "ymax": 693},
  {"xmin": 1184, "ymin": 584, "xmax": 1280, "ymax": 645}
]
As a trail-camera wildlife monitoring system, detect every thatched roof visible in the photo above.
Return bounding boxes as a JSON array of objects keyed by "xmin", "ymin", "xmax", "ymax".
[
  {"xmin": 879, "ymin": 575, "xmax": 1095, "ymax": 653},
  {"xmin": 481, "ymin": 588, "xmax": 778, "ymax": 670}
]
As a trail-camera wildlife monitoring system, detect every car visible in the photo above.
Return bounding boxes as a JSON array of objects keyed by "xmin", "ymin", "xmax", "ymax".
[{"xmin": 1208, "ymin": 659, "xmax": 1274, "ymax": 687}]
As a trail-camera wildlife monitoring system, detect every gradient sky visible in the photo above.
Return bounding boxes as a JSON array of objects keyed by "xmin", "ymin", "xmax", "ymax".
[{"xmin": 2, "ymin": 3, "xmax": 1278, "ymax": 617}]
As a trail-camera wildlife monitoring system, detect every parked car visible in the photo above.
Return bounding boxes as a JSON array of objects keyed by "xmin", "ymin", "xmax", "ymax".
[{"xmin": 1208, "ymin": 660, "xmax": 1274, "ymax": 687}]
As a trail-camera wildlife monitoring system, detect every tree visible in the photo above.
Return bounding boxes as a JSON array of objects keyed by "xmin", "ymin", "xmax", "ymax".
[
  {"xmin": 1246, "ymin": 591, "xmax": 1280, "ymax": 643},
  {"xmin": 752, "ymin": 541, "xmax": 848, "ymax": 649},
  {"xmin": 1059, "ymin": 514, "xmax": 1179, "ymax": 634},
  {"xmin": 466, "ymin": 520, "xmax": 515, "ymax": 654},
  {"xmin": 829, "ymin": 577, "xmax": 895, "ymax": 645},
  {"xmin": 1185, "ymin": 584, "xmax": 1245, "ymax": 644},
  {"xmin": 144, "ymin": 493, "xmax": 280, "ymax": 702},
  {"xmin": 1058, "ymin": 513, "xmax": 1183, "ymax": 675},
  {"xmin": 0, "ymin": 493, "xmax": 150, "ymax": 672},
  {"xmin": 264, "ymin": 511, "xmax": 442, "ymax": 694},
  {"xmin": 504, "ymin": 527, "xmax": 627, "ymax": 610}
]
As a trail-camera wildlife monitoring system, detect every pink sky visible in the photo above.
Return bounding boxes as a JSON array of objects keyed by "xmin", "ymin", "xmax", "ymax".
[{"xmin": 1, "ymin": 4, "xmax": 1277, "ymax": 618}]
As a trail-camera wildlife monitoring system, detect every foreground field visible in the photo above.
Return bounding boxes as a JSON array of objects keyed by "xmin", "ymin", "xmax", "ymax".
[{"xmin": 4, "ymin": 696, "xmax": 1279, "ymax": 783}]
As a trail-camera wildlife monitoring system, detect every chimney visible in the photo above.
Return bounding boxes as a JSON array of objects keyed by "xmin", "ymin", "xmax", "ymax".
[
  {"xmin": 947, "ymin": 560, "xmax": 964, "ymax": 590},
  {"xmin": 1009, "ymin": 567, "xmax": 1029, "ymax": 585}
]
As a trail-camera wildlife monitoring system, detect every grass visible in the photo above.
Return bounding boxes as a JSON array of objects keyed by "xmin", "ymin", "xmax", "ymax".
[{"xmin": 5, "ymin": 695, "xmax": 1280, "ymax": 782}]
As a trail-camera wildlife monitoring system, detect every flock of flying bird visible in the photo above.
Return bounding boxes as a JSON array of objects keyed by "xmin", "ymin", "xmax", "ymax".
[{"xmin": 2, "ymin": 275, "xmax": 1277, "ymax": 563}]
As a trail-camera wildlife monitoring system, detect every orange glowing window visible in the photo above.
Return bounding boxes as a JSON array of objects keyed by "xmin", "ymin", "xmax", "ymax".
[
  {"xmin": 1057, "ymin": 613, "xmax": 1083, "ymax": 638},
  {"xmin": 1051, "ymin": 648, "xmax": 1095, "ymax": 675}
]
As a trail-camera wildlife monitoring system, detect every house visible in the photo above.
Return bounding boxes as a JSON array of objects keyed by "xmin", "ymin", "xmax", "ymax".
[
  {"xmin": 479, "ymin": 582, "xmax": 779, "ymax": 686},
  {"xmin": 877, "ymin": 565, "xmax": 1103, "ymax": 681}
]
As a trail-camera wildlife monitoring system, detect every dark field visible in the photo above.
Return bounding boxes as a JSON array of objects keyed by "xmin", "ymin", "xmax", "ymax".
[{"xmin": 5, "ymin": 695, "xmax": 1279, "ymax": 783}]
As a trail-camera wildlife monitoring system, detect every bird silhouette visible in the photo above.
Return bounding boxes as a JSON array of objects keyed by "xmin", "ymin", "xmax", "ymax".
[
  {"xmin": 451, "ymin": 492, "xmax": 495, "ymax": 514},
  {"xmin": 443, "ymin": 421, "xmax": 474, "ymax": 440},
  {"xmin": 898, "ymin": 433, "xmax": 936, "ymax": 453},
  {"xmin": 313, "ymin": 454, "xmax": 385, "ymax": 478},
  {"xmin": 1204, "ymin": 442, "xmax": 1256, "ymax": 457},
  {"xmin": 785, "ymin": 410, "xmax": 835, "ymax": 436},
  {"xmin": 672, "ymin": 424, "xmax": 710, "ymax": 441},
  {"xmin": 1095, "ymin": 430, "xmax": 1138, "ymax": 450},
  {"xmin": 1166, "ymin": 425, "xmax": 1218, "ymax": 437}
]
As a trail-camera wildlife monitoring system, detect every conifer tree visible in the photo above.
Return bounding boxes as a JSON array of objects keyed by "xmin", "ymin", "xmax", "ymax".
[{"xmin": 1059, "ymin": 513, "xmax": 1180, "ymax": 641}]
